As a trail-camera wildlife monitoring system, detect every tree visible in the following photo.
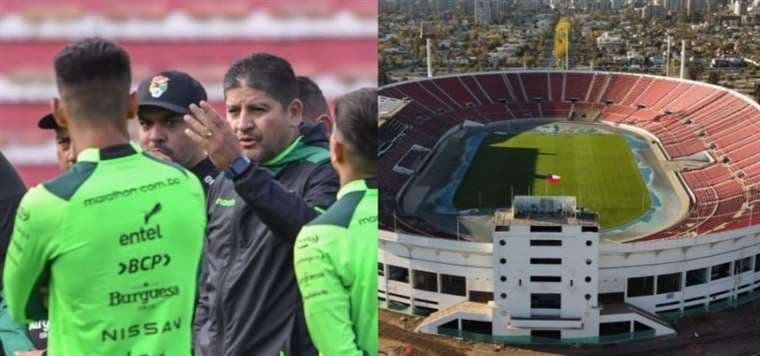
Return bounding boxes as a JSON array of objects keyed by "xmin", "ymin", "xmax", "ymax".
[
  {"xmin": 523, "ymin": 55, "xmax": 538, "ymax": 67},
  {"xmin": 487, "ymin": 38, "xmax": 502, "ymax": 51},
  {"xmin": 687, "ymin": 61, "xmax": 705, "ymax": 81},
  {"xmin": 379, "ymin": 65, "xmax": 390, "ymax": 86},
  {"xmin": 707, "ymin": 70, "xmax": 721, "ymax": 84},
  {"xmin": 677, "ymin": 12, "xmax": 689, "ymax": 24}
]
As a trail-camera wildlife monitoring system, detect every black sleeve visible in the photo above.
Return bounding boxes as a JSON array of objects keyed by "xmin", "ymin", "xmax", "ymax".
[
  {"xmin": 232, "ymin": 161, "xmax": 339, "ymax": 242},
  {"xmin": 0, "ymin": 151, "xmax": 26, "ymax": 290},
  {"xmin": 193, "ymin": 176, "xmax": 220, "ymax": 345},
  {"xmin": 192, "ymin": 247, "xmax": 211, "ymax": 350},
  {"xmin": 0, "ymin": 151, "xmax": 26, "ymax": 201}
]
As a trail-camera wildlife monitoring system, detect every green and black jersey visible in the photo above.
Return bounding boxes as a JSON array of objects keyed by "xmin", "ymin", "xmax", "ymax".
[
  {"xmin": 294, "ymin": 178, "xmax": 378, "ymax": 356},
  {"xmin": 3, "ymin": 142, "xmax": 206, "ymax": 356}
]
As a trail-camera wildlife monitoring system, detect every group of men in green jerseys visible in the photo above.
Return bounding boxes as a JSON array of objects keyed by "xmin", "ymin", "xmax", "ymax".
[{"xmin": 0, "ymin": 38, "xmax": 377, "ymax": 356}]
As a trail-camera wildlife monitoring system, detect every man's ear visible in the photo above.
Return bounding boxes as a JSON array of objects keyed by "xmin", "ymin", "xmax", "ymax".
[
  {"xmin": 127, "ymin": 91, "xmax": 138, "ymax": 120},
  {"xmin": 65, "ymin": 141, "xmax": 77, "ymax": 165},
  {"xmin": 288, "ymin": 98, "xmax": 304, "ymax": 128},
  {"xmin": 330, "ymin": 134, "xmax": 344, "ymax": 167},
  {"xmin": 51, "ymin": 98, "xmax": 69, "ymax": 129},
  {"xmin": 316, "ymin": 114, "xmax": 333, "ymax": 135}
]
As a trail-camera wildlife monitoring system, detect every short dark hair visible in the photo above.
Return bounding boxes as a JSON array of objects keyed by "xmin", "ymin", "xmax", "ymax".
[
  {"xmin": 334, "ymin": 88, "xmax": 377, "ymax": 175},
  {"xmin": 54, "ymin": 38, "xmax": 132, "ymax": 123},
  {"xmin": 223, "ymin": 53, "xmax": 298, "ymax": 109},
  {"xmin": 297, "ymin": 76, "xmax": 329, "ymax": 123}
]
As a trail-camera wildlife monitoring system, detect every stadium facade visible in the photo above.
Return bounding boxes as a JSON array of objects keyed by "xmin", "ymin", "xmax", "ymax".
[{"xmin": 378, "ymin": 70, "xmax": 760, "ymax": 344}]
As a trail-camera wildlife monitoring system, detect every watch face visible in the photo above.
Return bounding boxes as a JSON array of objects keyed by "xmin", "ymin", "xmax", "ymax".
[
  {"xmin": 233, "ymin": 157, "xmax": 250, "ymax": 173},
  {"xmin": 225, "ymin": 157, "xmax": 250, "ymax": 179}
]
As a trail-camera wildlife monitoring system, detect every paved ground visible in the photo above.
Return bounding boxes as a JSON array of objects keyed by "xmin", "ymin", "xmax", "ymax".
[{"xmin": 380, "ymin": 300, "xmax": 760, "ymax": 356}]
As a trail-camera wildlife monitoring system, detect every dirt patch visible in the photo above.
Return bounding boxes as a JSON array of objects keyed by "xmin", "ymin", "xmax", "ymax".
[{"xmin": 379, "ymin": 309, "xmax": 561, "ymax": 356}]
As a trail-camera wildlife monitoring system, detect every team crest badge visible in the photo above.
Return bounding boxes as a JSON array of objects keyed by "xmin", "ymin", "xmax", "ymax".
[{"xmin": 149, "ymin": 75, "xmax": 170, "ymax": 98}]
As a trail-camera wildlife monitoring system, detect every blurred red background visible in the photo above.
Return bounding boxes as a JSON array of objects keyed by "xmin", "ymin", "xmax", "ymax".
[{"xmin": 0, "ymin": 0, "xmax": 378, "ymax": 186}]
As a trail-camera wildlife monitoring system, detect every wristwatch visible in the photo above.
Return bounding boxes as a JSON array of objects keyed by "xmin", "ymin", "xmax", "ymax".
[{"xmin": 224, "ymin": 156, "xmax": 252, "ymax": 179}]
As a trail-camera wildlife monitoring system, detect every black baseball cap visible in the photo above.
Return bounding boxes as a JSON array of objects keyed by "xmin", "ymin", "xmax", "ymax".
[
  {"xmin": 136, "ymin": 70, "xmax": 207, "ymax": 115},
  {"xmin": 37, "ymin": 113, "xmax": 58, "ymax": 130}
]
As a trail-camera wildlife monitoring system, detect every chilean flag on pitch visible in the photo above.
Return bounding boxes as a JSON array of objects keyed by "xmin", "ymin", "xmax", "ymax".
[{"xmin": 547, "ymin": 174, "xmax": 561, "ymax": 184}]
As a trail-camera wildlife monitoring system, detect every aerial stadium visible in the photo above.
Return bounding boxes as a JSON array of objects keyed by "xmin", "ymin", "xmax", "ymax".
[{"xmin": 378, "ymin": 69, "xmax": 760, "ymax": 344}]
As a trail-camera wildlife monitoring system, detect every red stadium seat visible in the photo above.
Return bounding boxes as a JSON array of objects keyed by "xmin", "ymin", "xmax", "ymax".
[{"xmin": 379, "ymin": 71, "xmax": 760, "ymax": 241}]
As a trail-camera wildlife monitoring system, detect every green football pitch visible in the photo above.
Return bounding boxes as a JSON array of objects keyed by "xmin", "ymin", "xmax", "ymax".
[{"xmin": 453, "ymin": 132, "xmax": 651, "ymax": 229}]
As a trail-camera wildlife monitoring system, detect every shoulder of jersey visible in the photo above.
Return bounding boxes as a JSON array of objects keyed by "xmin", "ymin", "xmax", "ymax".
[{"xmin": 307, "ymin": 190, "xmax": 367, "ymax": 228}]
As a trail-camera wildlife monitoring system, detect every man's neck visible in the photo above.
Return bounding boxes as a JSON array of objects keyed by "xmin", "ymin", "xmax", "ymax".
[
  {"xmin": 70, "ymin": 124, "xmax": 130, "ymax": 157},
  {"xmin": 338, "ymin": 169, "xmax": 374, "ymax": 189},
  {"xmin": 267, "ymin": 129, "xmax": 301, "ymax": 163}
]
